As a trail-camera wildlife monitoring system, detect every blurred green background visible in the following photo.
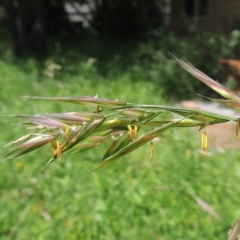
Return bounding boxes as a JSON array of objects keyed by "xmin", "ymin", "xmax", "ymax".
[{"xmin": 1, "ymin": 1, "xmax": 240, "ymax": 239}]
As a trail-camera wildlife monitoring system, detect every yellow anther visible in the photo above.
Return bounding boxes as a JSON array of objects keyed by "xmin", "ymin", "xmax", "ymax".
[
  {"xmin": 52, "ymin": 141, "xmax": 63, "ymax": 161},
  {"xmin": 96, "ymin": 105, "xmax": 100, "ymax": 113},
  {"xmin": 150, "ymin": 142, "xmax": 154, "ymax": 159},
  {"xmin": 134, "ymin": 124, "xmax": 138, "ymax": 136},
  {"xmin": 127, "ymin": 124, "xmax": 134, "ymax": 141},
  {"xmin": 236, "ymin": 119, "xmax": 240, "ymax": 140},
  {"xmin": 201, "ymin": 132, "xmax": 208, "ymax": 153},
  {"xmin": 64, "ymin": 125, "xmax": 70, "ymax": 140},
  {"xmin": 127, "ymin": 124, "xmax": 138, "ymax": 141}
]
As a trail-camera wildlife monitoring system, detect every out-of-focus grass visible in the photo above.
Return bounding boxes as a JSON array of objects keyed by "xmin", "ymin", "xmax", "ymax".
[{"xmin": 0, "ymin": 37, "xmax": 240, "ymax": 240}]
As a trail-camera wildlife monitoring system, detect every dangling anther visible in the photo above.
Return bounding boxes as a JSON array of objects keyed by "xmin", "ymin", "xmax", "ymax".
[
  {"xmin": 64, "ymin": 125, "xmax": 70, "ymax": 140},
  {"xmin": 52, "ymin": 141, "xmax": 63, "ymax": 161},
  {"xmin": 150, "ymin": 142, "xmax": 154, "ymax": 159},
  {"xmin": 201, "ymin": 130, "xmax": 208, "ymax": 153},
  {"xmin": 96, "ymin": 105, "xmax": 100, "ymax": 114},
  {"xmin": 127, "ymin": 123, "xmax": 138, "ymax": 141},
  {"xmin": 236, "ymin": 119, "xmax": 240, "ymax": 140}
]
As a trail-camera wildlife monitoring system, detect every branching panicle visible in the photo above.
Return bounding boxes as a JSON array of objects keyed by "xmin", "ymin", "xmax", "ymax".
[{"xmin": 2, "ymin": 55, "xmax": 240, "ymax": 177}]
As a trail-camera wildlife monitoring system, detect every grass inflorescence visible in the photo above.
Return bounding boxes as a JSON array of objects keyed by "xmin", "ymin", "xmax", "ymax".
[{"xmin": 1, "ymin": 39, "xmax": 240, "ymax": 239}]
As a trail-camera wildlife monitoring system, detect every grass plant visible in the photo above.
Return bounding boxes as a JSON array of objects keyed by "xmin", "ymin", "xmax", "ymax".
[{"xmin": 1, "ymin": 38, "xmax": 240, "ymax": 239}]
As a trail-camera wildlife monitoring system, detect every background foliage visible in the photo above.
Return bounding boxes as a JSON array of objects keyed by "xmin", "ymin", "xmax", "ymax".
[{"xmin": 13, "ymin": 28, "xmax": 240, "ymax": 100}]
